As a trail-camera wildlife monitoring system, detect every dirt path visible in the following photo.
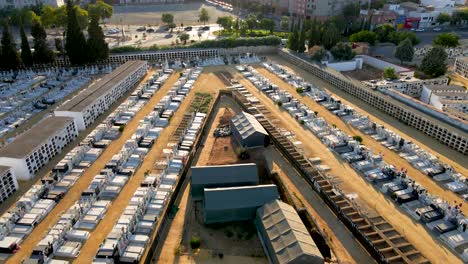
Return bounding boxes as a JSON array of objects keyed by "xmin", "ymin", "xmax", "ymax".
[
  {"xmin": 151, "ymin": 70, "xmax": 226, "ymax": 264},
  {"xmin": 268, "ymin": 55, "xmax": 468, "ymax": 170},
  {"xmin": 6, "ymin": 70, "xmax": 181, "ymax": 263},
  {"xmin": 255, "ymin": 66, "xmax": 468, "ymax": 212},
  {"xmin": 264, "ymin": 146, "xmax": 371, "ymax": 264},
  {"xmin": 229, "ymin": 67, "xmax": 462, "ymax": 264}
]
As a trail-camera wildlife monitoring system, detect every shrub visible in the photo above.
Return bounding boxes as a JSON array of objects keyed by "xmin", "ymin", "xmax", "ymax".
[
  {"xmin": 277, "ymin": 101, "xmax": 283, "ymax": 107},
  {"xmin": 296, "ymin": 87, "xmax": 304, "ymax": 93},
  {"xmin": 300, "ymin": 120, "xmax": 305, "ymax": 125},
  {"xmin": 118, "ymin": 125, "xmax": 125, "ymax": 132},
  {"xmin": 352, "ymin": 135, "xmax": 363, "ymax": 143},
  {"xmin": 383, "ymin": 67, "xmax": 398, "ymax": 79},
  {"xmin": 110, "ymin": 36, "xmax": 281, "ymax": 53},
  {"xmin": 190, "ymin": 237, "xmax": 201, "ymax": 249}
]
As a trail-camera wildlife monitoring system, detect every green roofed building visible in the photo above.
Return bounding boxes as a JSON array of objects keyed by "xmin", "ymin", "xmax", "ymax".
[
  {"xmin": 256, "ymin": 200, "xmax": 324, "ymax": 264},
  {"xmin": 190, "ymin": 163, "xmax": 259, "ymax": 200},
  {"xmin": 203, "ymin": 184, "xmax": 279, "ymax": 224}
]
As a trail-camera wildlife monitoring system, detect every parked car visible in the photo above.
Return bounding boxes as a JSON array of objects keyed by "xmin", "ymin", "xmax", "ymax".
[
  {"xmin": 415, "ymin": 28, "xmax": 425, "ymax": 32},
  {"xmin": 433, "ymin": 27, "xmax": 442, "ymax": 31},
  {"xmin": 201, "ymin": 26, "xmax": 210, "ymax": 31},
  {"xmin": 136, "ymin": 26, "xmax": 146, "ymax": 32},
  {"xmin": 164, "ymin": 34, "xmax": 173, "ymax": 38},
  {"xmin": 184, "ymin": 26, "xmax": 193, "ymax": 31},
  {"xmin": 146, "ymin": 28, "xmax": 155, "ymax": 33}
]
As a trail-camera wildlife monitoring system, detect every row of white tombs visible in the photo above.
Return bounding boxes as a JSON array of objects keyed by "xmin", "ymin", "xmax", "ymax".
[
  {"xmin": 0, "ymin": 67, "xmax": 206, "ymax": 263},
  {"xmin": 236, "ymin": 62, "xmax": 468, "ymax": 261}
]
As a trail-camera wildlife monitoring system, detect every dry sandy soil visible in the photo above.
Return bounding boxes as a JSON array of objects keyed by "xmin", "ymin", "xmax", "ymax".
[{"xmin": 226, "ymin": 66, "xmax": 463, "ymax": 264}]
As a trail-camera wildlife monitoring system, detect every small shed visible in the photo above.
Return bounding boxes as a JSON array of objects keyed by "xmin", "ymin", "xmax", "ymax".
[
  {"xmin": 190, "ymin": 163, "xmax": 259, "ymax": 200},
  {"xmin": 256, "ymin": 200, "xmax": 324, "ymax": 264},
  {"xmin": 231, "ymin": 111, "xmax": 269, "ymax": 148},
  {"xmin": 203, "ymin": 184, "xmax": 279, "ymax": 224}
]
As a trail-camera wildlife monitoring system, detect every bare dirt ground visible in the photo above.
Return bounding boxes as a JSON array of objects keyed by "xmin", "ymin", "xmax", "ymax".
[
  {"xmin": 268, "ymin": 55, "xmax": 468, "ymax": 170},
  {"xmin": 343, "ymin": 63, "xmax": 384, "ymax": 81},
  {"xmin": 228, "ymin": 66, "xmax": 463, "ymax": 264},
  {"xmin": 6, "ymin": 69, "xmax": 178, "ymax": 263},
  {"xmin": 155, "ymin": 94, "xmax": 268, "ymax": 264},
  {"xmin": 263, "ymin": 146, "xmax": 372, "ymax": 264},
  {"xmin": 255, "ymin": 66, "xmax": 468, "ymax": 213}
]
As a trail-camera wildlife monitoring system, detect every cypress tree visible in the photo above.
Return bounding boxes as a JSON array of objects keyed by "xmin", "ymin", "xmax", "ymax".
[
  {"xmin": 1, "ymin": 22, "xmax": 21, "ymax": 69},
  {"xmin": 20, "ymin": 25, "xmax": 33, "ymax": 67},
  {"xmin": 65, "ymin": 0, "xmax": 88, "ymax": 65},
  {"xmin": 298, "ymin": 26, "xmax": 306, "ymax": 53},
  {"xmin": 292, "ymin": 24, "xmax": 300, "ymax": 51},
  {"xmin": 31, "ymin": 20, "xmax": 55, "ymax": 64},
  {"xmin": 87, "ymin": 14, "xmax": 109, "ymax": 63}
]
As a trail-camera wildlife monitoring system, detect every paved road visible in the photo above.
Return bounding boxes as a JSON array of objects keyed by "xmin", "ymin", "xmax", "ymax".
[{"xmin": 414, "ymin": 28, "xmax": 468, "ymax": 47}]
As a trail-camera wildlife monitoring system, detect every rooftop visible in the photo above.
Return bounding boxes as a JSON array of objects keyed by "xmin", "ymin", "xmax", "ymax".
[
  {"xmin": 424, "ymin": 85, "xmax": 466, "ymax": 92},
  {"xmin": 56, "ymin": 60, "xmax": 146, "ymax": 112},
  {"xmin": 256, "ymin": 200, "xmax": 323, "ymax": 264},
  {"xmin": 232, "ymin": 111, "xmax": 268, "ymax": 139},
  {"xmin": 0, "ymin": 116, "xmax": 74, "ymax": 159},
  {"xmin": 191, "ymin": 163, "xmax": 258, "ymax": 185},
  {"xmin": 204, "ymin": 184, "xmax": 279, "ymax": 211}
]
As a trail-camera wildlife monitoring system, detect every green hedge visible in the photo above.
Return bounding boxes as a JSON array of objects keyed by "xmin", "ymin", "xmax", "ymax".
[{"xmin": 110, "ymin": 36, "xmax": 281, "ymax": 54}]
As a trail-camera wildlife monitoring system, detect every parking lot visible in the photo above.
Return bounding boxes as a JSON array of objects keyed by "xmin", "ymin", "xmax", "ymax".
[{"xmin": 104, "ymin": 23, "xmax": 222, "ymax": 48}]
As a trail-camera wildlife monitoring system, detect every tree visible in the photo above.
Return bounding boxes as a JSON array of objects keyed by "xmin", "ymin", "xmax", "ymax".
[
  {"xmin": 161, "ymin": 13, "xmax": 174, "ymax": 25},
  {"xmin": 280, "ymin": 16, "xmax": 289, "ymax": 31},
  {"xmin": 87, "ymin": 14, "xmax": 108, "ymax": 63},
  {"xmin": 167, "ymin": 22, "xmax": 176, "ymax": 32},
  {"xmin": 433, "ymin": 32, "xmax": 460, "ymax": 47},
  {"xmin": 308, "ymin": 18, "xmax": 321, "ymax": 47},
  {"xmin": 436, "ymin": 13, "xmax": 451, "ymax": 24},
  {"xmin": 343, "ymin": 3, "xmax": 361, "ymax": 21},
  {"xmin": 239, "ymin": 20, "xmax": 248, "ymax": 36},
  {"xmin": 297, "ymin": 26, "xmax": 306, "ymax": 53},
  {"xmin": 330, "ymin": 42, "xmax": 355, "ymax": 61},
  {"xmin": 349, "ymin": 30, "xmax": 377, "ymax": 45},
  {"xmin": 311, "ymin": 47, "xmax": 326, "ymax": 61},
  {"xmin": 388, "ymin": 31, "xmax": 420, "ymax": 45},
  {"xmin": 41, "ymin": 5, "xmax": 57, "ymax": 27},
  {"xmin": 420, "ymin": 46, "xmax": 447, "ymax": 77},
  {"xmin": 394, "ymin": 38, "xmax": 414, "ymax": 65},
  {"xmin": 233, "ymin": 18, "xmax": 239, "ymax": 32},
  {"xmin": 87, "ymin": 0, "xmax": 113, "ymax": 21},
  {"xmin": 31, "ymin": 20, "xmax": 54, "ymax": 64},
  {"xmin": 216, "ymin": 16, "xmax": 233, "ymax": 31},
  {"xmin": 74, "ymin": 6, "xmax": 89, "ymax": 29},
  {"xmin": 245, "ymin": 14, "xmax": 257, "ymax": 32},
  {"xmin": 0, "ymin": 22, "xmax": 20, "ymax": 69},
  {"xmin": 20, "ymin": 25, "xmax": 33, "ymax": 66},
  {"xmin": 65, "ymin": 0, "xmax": 88, "ymax": 65},
  {"xmin": 260, "ymin": 18, "xmax": 275, "ymax": 34},
  {"xmin": 374, "ymin": 24, "xmax": 395, "ymax": 42},
  {"xmin": 451, "ymin": 8, "xmax": 468, "ymax": 25},
  {"xmin": 199, "ymin": 8, "xmax": 209, "ymax": 24},
  {"xmin": 179, "ymin": 32, "xmax": 190, "ymax": 44},
  {"xmin": 322, "ymin": 24, "xmax": 340, "ymax": 50},
  {"xmin": 383, "ymin": 67, "xmax": 398, "ymax": 79}
]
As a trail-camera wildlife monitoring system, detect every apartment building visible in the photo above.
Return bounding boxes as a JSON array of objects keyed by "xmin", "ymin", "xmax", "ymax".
[
  {"xmin": 454, "ymin": 57, "xmax": 468, "ymax": 79},
  {"xmin": 0, "ymin": 116, "xmax": 78, "ymax": 181},
  {"xmin": 306, "ymin": 0, "xmax": 357, "ymax": 19},
  {"xmin": 0, "ymin": 0, "xmax": 64, "ymax": 8},
  {"xmin": 55, "ymin": 60, "xmax": 148, "ymax": 131},
  {"xmin": 0, "ymin": 166, "xmax": 18, "ymax": 203},
  {"xmin": 279, "ymin": 49, "xmax": 468, "ymax": 154}
]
